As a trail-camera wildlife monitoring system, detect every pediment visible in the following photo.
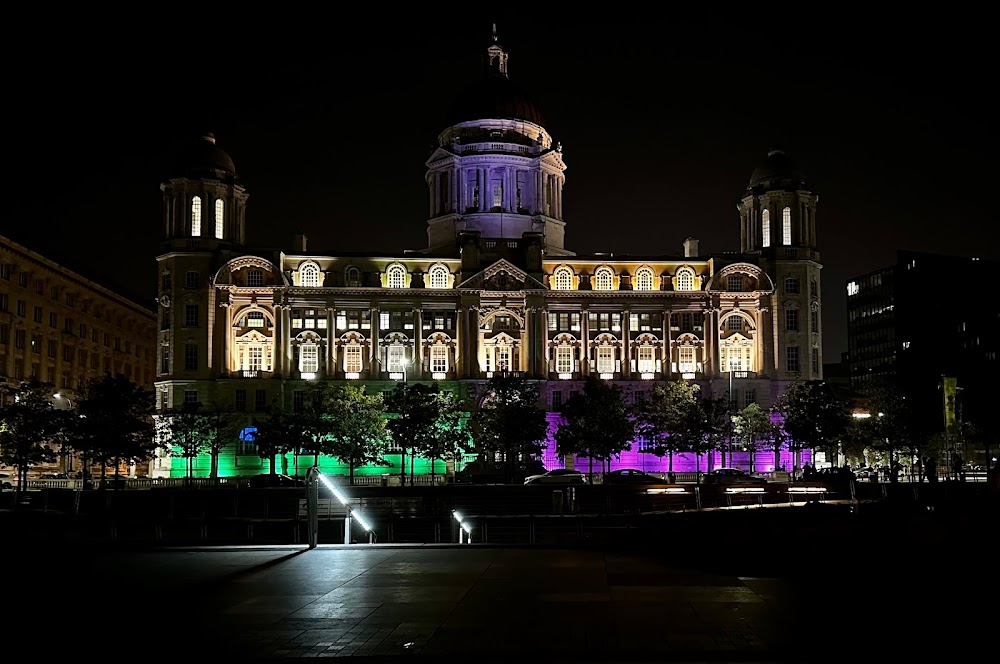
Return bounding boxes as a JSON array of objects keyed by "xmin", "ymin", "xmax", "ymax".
[{"xmin": 459, "ymin": 258, "xmax": 545, "ymax": 291}]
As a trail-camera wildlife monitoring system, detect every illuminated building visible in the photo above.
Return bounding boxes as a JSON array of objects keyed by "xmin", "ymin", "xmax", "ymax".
[
  {"xmin": 154, "ymin": 30, "xmax": 821, "ymax": 478},
  {"xmin": 0, "ymin": 233, "xmax": 157, "ymax": 473}
]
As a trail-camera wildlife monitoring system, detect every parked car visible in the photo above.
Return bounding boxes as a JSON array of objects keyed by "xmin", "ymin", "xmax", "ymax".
[
  {"xmin": 0, "ymin": 473, "xmax": 13, "ymax": 490},
  {"xmin": 853, "ymin": 466, "xmax": 878, "ymax": 481},
  {"xmin": 247, "ymin": 473, "xmax": 304, "ymax": 488},
  {"xmin": 40, "ymin": 472, "xmax": 69, "ymax": 480},
  {"xmin": 523, "ymin": 469, "xmax": 587, "ymax": 485},
  {"xmin": 702, "ymin": 468, "xmax": 766, "ymax": 485},
  {"xmin": 604, "ymin": 469, "xmax": 665, "ymax": 485}
]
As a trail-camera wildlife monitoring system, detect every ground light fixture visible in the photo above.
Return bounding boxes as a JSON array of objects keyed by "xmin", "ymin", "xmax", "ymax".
[
  {"xmin": 452, "ymin": 510, "xmax": 473, "ymax": 543},
  {"xmin": 315, "ymin": 472, "xmax": 374, "ymax": 543}
]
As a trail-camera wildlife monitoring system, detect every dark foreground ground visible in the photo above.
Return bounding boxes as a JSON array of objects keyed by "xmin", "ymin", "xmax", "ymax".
[{"xmin": 7, "ymin": 497, "xmax": 997, "ymax": 663}]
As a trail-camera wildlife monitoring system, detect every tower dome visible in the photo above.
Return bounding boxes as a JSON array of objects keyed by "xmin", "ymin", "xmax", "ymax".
[
  {"xmin": 747, "ymin": 148, "xmax": 807, "ymax": 193},
  {"xmin": 171, "ymin": 132, "xmax": 238, "ymax": 180},
  {"xmin": 442, "ymin": 27, "xmax": 545, "ymax": 129}
]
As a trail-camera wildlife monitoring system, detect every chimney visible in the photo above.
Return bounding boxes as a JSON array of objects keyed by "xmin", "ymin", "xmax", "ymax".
[
  {"xmin": 683, "ymin": 237, "xmax": 699, "ymax": 257},
  {"xmin": 293, "ymin": 233, "xmax": 307, "ymax": 253}
]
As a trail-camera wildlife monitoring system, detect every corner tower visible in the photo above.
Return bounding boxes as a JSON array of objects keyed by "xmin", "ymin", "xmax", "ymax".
[
  {"xmin": 425, "ymin": 26, "xmax": 571, "ymax": 256},
  {"xmin": 738, "ymin": 149, "xmax": 823, "ymax": 381},
  {"xmin": 155, "ymin": 133, "xmax": 248, "ymax": 410}
]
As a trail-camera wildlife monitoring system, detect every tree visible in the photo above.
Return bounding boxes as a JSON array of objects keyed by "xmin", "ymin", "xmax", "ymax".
[
  {"xmin": 554, "ymin": 376, "xmax": 635, "ymax": 484},
  {"xmin": 384, "ymin": 382, "xmax": 441, "ymax": 485},
  {"xmin": 200, "ymin": 403, "xmax": 246, "ymax": 480},
  {"xmin": 666, "ymin": 391, "xmax": 728, "ymax": 483},
  {"xmin": 775, "ymin": 381, "xmax": 851, "ymax": 471},
  {"xmin": 411, "ymin": 387, "xmax": 472, "ymax": 484},
  {"xmin": 155, "ymin": 401, "xmax": 212, "ymax": 484},
  {"xmin": 763, "ymin": 416, "xmax": 790, "ymax": 473},
  {"xmin": 732, "ymin": 402, "xmax": 771, "ymax": 473},
  {"xmin": 251, "ymin": 403, "xmax": 307, "ymax": 476},
  {"xmin": 858, "ymin": 386, "xmax": 918, "ymax": 484},
  {"xmin": 76, "ymin": 374, "xmax": 155, "ymax": 485},
  {"xmin": 469, "ymin": 374, "xmax": 549, "ymax": 484},
  {"xmin": 0, "ymin": 380, "xmax": 68, "ymax": 495},
  {"xmin": 635, "ymin": 380, "xmax": 699, "ymax": 474},
  {"xmin": 318, "ymin": 383, "xmax": 391, "ymax": 485}
]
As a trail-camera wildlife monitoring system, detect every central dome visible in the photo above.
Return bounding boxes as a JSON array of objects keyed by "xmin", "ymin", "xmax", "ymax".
[
  {"xmin": 171, "ymin": 132, "xmax": 238, "ymax": 181},
  {"xmin": 747, "ymin": 148, "xmax": 807, "ymax": 193},
  {"xmin": 444, "ymin": 73, "xmax": 545, "ymax": 127}
]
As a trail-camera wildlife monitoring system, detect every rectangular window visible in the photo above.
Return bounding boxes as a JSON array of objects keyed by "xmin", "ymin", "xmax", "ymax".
[
  {"xmin": 548, "ymin": 313, "xmax": 557, "ymax": 331},
  {"xmin": 811, "ymin": 308, "xmax": 819, "ymax": 331},
  {"xmin": 16, "ymin": 300, "xmax": 26, "ymax": 317},
  {"xmin": 637, "ymin": 346, "xmax": 655, "ymax": 373},
  {"xmin": 184, "ymin": 304, "xmax": 199, "ymax": 327},
  {"xmin": 785, "ymin": 309, "xmax": 798, "ymax": 331},
  {"xmin": 785, "ymin": 278, "xmax": 799, "ymax": 294},
  {"xmin": 185, "ymin": 271, "xmax": 200, "ymax": 289},
  {"xmin": 596, "ymin": 346, "xmax": 615, "ymax": 374},
  {"xmin": 300, "ymin": 345, "xmax": 319, "ymax": 373},
  {"xmin": 0, "ymin": 323, "xmax": 7, "ymax": 344},
  {"xmin": 14, "ymin": 359, "xmax": 24, "ymax": 379},
  {"xmin": 380, "ymin": 312, "xmax": 390, "ymax": 329},
  {"xmin": 31, "ymin": 334, "xmax": 41, "ymax": 353},
  {"xmin": 254, "ymin": 389, "xmax": 267, "ymax": 412},
  {"xmin": 345, "ymin": 345, "xmax": 363, "ymax": 373},
  {"xmin": 551, "ymin": 390, "xmax": 562, "ymax": 410},
  {"xmin": 570, "ymin": 313, "xmax": 580, "ymax": 331},
  {"xmin": 0, "ymin": 294, "xmax": 7, "ymax": 312},
  {"xmin": 15, "ymin": 329, "xmax": 26, "ymax": 349},
  {"xmin": 184, "ymin": 390, "xmax": 198, "ymax": 404},
  {"xmin": 293, "ymin": 390, "xmax": 305, "ymax": 412},
  {"xmin": 184, "ymin": 344, "xmax": 198, "ymax": 371},
  {"xmin": 34, "ymin": 306, "xmax": 43, "ymax": 323},
  {"xmin": 744, "ymin": 389, "xmax": 756, "ymax": 407},
  {"xmin": 727, "ymin": 276, "xmax": 742, "ymax": 292},
  {"xmin": 49, "ymin": 312, "xmax": 57, "ymax": 328},
  {"xmin": 810, "ymin": 280, "xmax": 818, "ymax": 298},
  {"xmin": 160, "ymin": 348, "xmax": 169, "ymax": 374},
  {"xmin": 786, "ymin": 346, "xmax": 800, "ymax": 373},
  {"xmin": 555, "ymin": 346, "xmax": 573, "ymax": 374},
  {"xmin": 679, "ymin": 347, "xmax": 696, "ymax": 374},
  {"xmin": 235, "ymin": 389, "xmax": 247, "ymax": 412},
  {"xmin": 812, "ymin": 347, "xmax": 820, "ymax": 374},
  {"xmin": 387, "ymin": 344, "xmax": 406, "ymax": 372},
  {"xmin": 246, "ymin": 270, "xmax": 263, "ymax": 287},
  {"xmin": 336, "ymin": 311, "xmax": 347, "ymax": 330},
  {"xmin": 0, "ymin": 263, "xmax": 10, "ymax": 280},
  {"xmin": 47, "ymin": 339, "xmax": 57, "ymax": 358},
  {"xmin": 431, "ymin": 345, "xmax": 448, "ymax": 373},
  {"xmin": 727, "ymin": 316, "xmax": 743, "ymax": 331}
]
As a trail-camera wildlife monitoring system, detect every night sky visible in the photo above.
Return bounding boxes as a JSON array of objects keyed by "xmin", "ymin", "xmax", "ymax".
[{"xmin": 8, "ymin": 19, "xmax": 994, "ymax": 364}]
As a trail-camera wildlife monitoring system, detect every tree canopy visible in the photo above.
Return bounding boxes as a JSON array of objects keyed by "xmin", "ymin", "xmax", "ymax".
[
  {"xmin": 554, "ymin": 375, "xmax": 635, "ymax": 482},
  {"xmin": 469, "ymin": 374, "xmax": 549, "ymax": 483}
]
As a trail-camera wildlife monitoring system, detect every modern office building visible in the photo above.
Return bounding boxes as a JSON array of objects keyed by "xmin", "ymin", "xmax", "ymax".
[
  {"xmin": 154, "ymin": 31, "xmax": 822, "ymax": 478},
  {"xmin": 847, "ymin": 250, "xmax": 999, "ymax": 439}
]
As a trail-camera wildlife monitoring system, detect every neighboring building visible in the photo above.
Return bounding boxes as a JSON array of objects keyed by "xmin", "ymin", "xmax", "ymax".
[
  {"xmin": 0, "ymin": 234, "xmax": 158, "ymax": 473},
  {"xmin": 154, "ymin": 31, "xmax": 821, "ymax": 479},
  {"xmin": 846, "ymin": 250, "xmax": 999, "ymax": 441}
]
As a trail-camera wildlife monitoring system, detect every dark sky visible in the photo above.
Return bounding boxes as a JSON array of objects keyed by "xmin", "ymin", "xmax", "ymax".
[{"xmin": 7, "ymin": 19, "xmax": 995, "ymax": 364}]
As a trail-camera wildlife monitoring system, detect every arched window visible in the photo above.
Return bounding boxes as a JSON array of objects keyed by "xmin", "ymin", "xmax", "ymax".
[
  {"xmin": 636, "ymin": 345, "xmax": 656, "ymax": 373},
  {"xmin": 430, "ymin": 344, "xmax": 449, "ymax": 374},
  {"xmin": 214, "ymin": 199, "xmax": 224, "ymax": 239},
  {"xmin": 596, "ymin": 344, "xmax": 617, "ymax": 375},
  {"xmin": 386, "ymin": 265, "xmax": 407, "ymax": 289},
  {"xmin": 345, "ymin": 266, "xmax": 361, "ymax": 287},
  {"xmin": 191, "ymin": 196, "xmax": 202, "ymax": 236},
  {"xmin": 594, "ymin": 266, "xmax": 614, "ymax": 291},
  {"xmin": 387, "ymin": 343, "xmax": 407, "ymax": 373},
  {"xmin": 634, "ymin": 267, "xmax": 654, "ymax": 291},
  {"xmin": 428, "ymin": 264, "xmax": 449, "ymax": 289},
  {"xmin": 241, "ymin": 311, "xmax": 266, "ymax": 328},
  {"xmin": 676, "ymin": 268, "xmax": 694, "ymax": 291},
  {"xmin": 782, "ymin": 207, "xmax": 792, "ymax": 245},
  {"xmin": 761, "ymin": 209, "xmax": 770, "ymax": 248},
  {"xmin": 299, "ymin": 263, "xmax": 320, "ymax": 287},
  {"xmin": 553, "ymin": 267, "xmax": 573, "ymax": 290}
]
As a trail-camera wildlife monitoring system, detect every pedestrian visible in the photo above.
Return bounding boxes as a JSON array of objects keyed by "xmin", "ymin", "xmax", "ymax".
[
  {"xmin": 951, "ymin": 451, "xmax": 963, "ymax": 482},
  {"xmin": 926, "ymin": 456, "xmax": 938, "ymax": 483}
]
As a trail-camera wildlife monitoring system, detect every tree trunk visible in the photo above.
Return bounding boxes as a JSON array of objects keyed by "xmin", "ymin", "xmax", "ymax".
[
  {"xmin": 668, "ymin": 450, "xmax": 674, "ymax": 473},
  {"xmin": 430, "ymin": 456, "xmax": 436, "ymax": 485},
  {"xmin": 750, "ymin": 451, "xmax": 756, "ymax": 473},
  {"xmin": 588, "ymin": 454, "xmax": 594, "ymax": 486},
  {"xmin": 401, "ymin": 450, "xmax": 407, "ymax": 486},
  {"xmin": 695, "ymin": 453, "xmax": 701, "ymax": 484},
  {"xmin": 211, "ymin": 451, "xmax": 219, "ymax": 480},
  {"xmin": 314, "ymin": 453, "xmax": 319, "ymax": 469},
  {"xmin": 410, "ymin": 453, "xmax": 415, "ymax": 486},
  {"xmin": 349, "ymin": 461, "xmax": 355, "ymax": 486}
]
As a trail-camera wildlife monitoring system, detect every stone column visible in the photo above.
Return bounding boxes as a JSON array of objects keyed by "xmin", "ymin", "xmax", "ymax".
[
  {"xmin": 273, "ymin": 306, "xmax": 283, "ymax": 375},
  {"xmin": 663, "ymin": 309, "xmax": 671, "ymax": 379},
  {"xmin": 414, "ymin": 308, "xmax": 424, "ymax": 376},
  {"xmin": 325, "ymin": 306, "xmax": 335, "ymax": 376},
  {"xmin": 580, "ymin": 307, "xmax": 590, "ymax": 376},
  {"xmin": 622, "ymin": 308, "xmax": 631, "ymax": 378},
  {"xmin": 370, "ymin": 306, "xmax": 380, "ymax": 376},
  {"xmin": 283, "ymin": 306, "xmax": 294, "ymax": 375}
]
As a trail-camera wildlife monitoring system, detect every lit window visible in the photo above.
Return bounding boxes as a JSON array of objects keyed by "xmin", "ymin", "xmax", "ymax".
[
  {"xmin": 782, "ymin": 207, "xmax": 792, "ymax": 245},
  {"xmin": 678, "ymin": 346, "xmax": 696, "ymax": 374},
  {"xmin": 637, "ymin": 346, "xmax": 655, "ymax": 373},
  {"xmin": 299, "ymin": 344, "xmax": 318, "ymax": 373},
  {"xmin": 345, "ymin": 266, "xmax": 361, "ymax": 287},
  {"xmin": 761, "ymin": 209, "xmax": 770, "ymax": 248},
  {"xmin": 214, "ymin": 199, "xmax": 224, "ymax": 239},
  {"xmin": 634, "ymin": 268, "xmax": 654, "ymax": 291},
  {"xmin": 244, "ymin": 311, "xmax": 264, "ymax": 328},
  {"xmin": 596, "ymin": 346, "xmax": 615, "ymax": 374},
  {"xmin": 556, "ymin": 346, "xmax": 573, "ymax": 374},
  {"xmin": 847, "ymin": 281, "xmax": 859, "ymax": 296},
  {"xmin": 676, "ymin": 269, "xmax": 694, "ymax": 291},
  {"xmin": 191, "ymin": 196, "xmax": 202, "ymax": 236},
  {"xmin": 387, "ymin": 344, "xmax": 406, "ymax": 373},
  {"xmin": 594, "ymin": 267, "xmax": 614, "ymax": 291},
  {"xmin": 386, "ymin": 265, "xmax": 406, "ymax": 288},
  {"xmin": 300, "ymin": 263, "xmax": 320, "ymax": 287},
  {"xmin": 344, "ymin": 345, "xmax": 363, "ymax": 373},
  {"xmin": 431, "ymin": 345, "xmax": 448, "ymax": 373},
  {"xmin": 553, "ymin": 267, "xmax": 573, "ymax": 290},
  {"xmin": 429, "ymin": 264, "xmax": 449, "ymax": 289}
]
